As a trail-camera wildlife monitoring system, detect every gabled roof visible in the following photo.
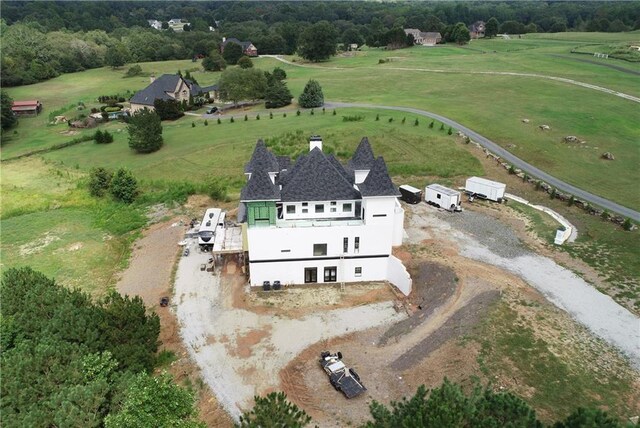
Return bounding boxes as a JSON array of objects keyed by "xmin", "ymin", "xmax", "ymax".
[
  {"xmin": 201, "ymin": 84, "xmax": 219, "ymax": 93},
  {"xmin": 222, "ymin": 37, "xmax": 253, "ymax": 50},
  {"xmin": 130, "ymin": 74, "xmax": 184, "ymax": 106},
  {"xmin": 280, "ymin": 148, "xmax": 361, "ymax": 202},
  {"xmin": 348, "ymin": 137, "xmax": 375, "ymax": 170},
  {"xmin": 276, "ymin": 156, "xmax": 291, "ymax": 171},
  {"xmin": 423, "ymin": 32, "xmax": 442, "ymax": 38},
  {"xmin": 244, "ymin": 140, "xmax": 280, "ymax": 174},
  {"xmin": 358, "ymin": 157, "xmax": 400, "ymax": 197},
  {"xmin": 240, "ymin": 170, "xmax": 281, "ymax": 201}
]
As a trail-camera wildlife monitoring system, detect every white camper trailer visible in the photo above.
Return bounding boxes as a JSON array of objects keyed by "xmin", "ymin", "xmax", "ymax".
[
  {"xmin": 425, "ymin": 184, "xmax": 462, "ymax": 212},
  {"xmin": 465, "ymin": 177, "xmax": 506, "ymax": 202}
]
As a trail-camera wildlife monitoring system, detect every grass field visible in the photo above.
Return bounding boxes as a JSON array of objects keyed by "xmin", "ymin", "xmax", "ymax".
[{"xmin": 6, "ymin": 32, "xmax": 638, "ymax": 210}]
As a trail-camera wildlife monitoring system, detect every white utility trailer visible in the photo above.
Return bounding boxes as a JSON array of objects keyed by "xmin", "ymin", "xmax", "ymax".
[
  {"xmin": 425, "ymin": 184, "xmax": 462, "ymax": 212},
  {"xmin": 465, "ymin": 177, "xmax": 506, "ymax": 202}
]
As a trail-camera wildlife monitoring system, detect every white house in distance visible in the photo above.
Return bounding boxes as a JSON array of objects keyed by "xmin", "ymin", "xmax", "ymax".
[{"xmin": 240, "ymin": 136, "xmax": 411, "ymax": 295}]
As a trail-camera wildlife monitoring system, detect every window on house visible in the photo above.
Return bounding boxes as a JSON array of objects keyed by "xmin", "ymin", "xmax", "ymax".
[
  {"xmin": 302, "ymin": 209, "xmax": 308, "ymax": 214},
  {"xmin": 437, "ymin": 194, "xmax": 441, "ymax": 199},
  {"xmin": 354, "ymin": 237, "xmax": 360, "ymax": 252},
  {"xmin": 287, "ymin": 205, "xmax": 296, "ymax": 214},
  {"xmin": 315, "ymin": 204, "xmax": 324, "ymax": 213},
  {"xmin": 330, "ymin": 201, "xmax": 337, "ymax": 205},
  {"xmin": 373, "ymin": 214, "xmax": 387, "ymax": 217},
  {"xmin": 343, "ymin": 237, "xmax": 348, "ymax": 253},
  {"xmin": 330, "ymin": 208, "xmax": 337, "ymax": 213},
  {"xmin": 281, "ymin": 249, "xmax": 291, "ymax": 253},
  {"xmin": 302, "ymin": 202, "xmax": 308, "ymax": 206},
  {"xmin": 305, "ymin": 268, "xmax": 317, "ymax": 283},
  {"xmin": 355, "ymin": 267, "xmax": 362, "ymax": 277},
  {"xmin": 313, "ymin": 244, "xmax": 327, "ymax": 256},
  {"xmin": 343, "ymin": 203, "xmax": 352, "ymax": 212},
  {"xmin": 324, "ymin": 266, "xmax": 337, "ymax": 282}
]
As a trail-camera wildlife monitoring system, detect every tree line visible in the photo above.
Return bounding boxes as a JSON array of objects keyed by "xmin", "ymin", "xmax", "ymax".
[
  {"xmin": 2, "ymin": 1, "xmax": 639, "ymax": 86},
  {"xmin": 0, "ymin": 267, "xmax": 204, "ymax": 427}
]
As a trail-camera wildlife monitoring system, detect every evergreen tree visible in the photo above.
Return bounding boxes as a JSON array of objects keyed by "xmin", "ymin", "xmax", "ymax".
[
  {"xmin": 127, "ymin": 109, "xmax": 163, "ymax": 153},
  {"xmin": 88, "ymin": 167, "xmax": 113, "ymax": 197},
  {"xmin": 265, "ymin": 80, "xmax": 293, "ymax": 109},
  {"xmin": 298, "ymin": 79, "xmax": 324, "ymax": 108},
  {"xmin": 109, "ymin": 168, "xmax": 138, "ymax": 204},
  {"xmin": 238, "ymin": 392, "xmax": 311, "ymax": 428}
]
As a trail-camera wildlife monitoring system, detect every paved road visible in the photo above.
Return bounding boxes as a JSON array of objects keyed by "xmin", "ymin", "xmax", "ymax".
[
  {"xmin": 547, "ymin": 54, "xmax": 640, "ymax": 77},
  {"xmin": 326, "ymin": 101, "xmax": 640, "ymax": 222}
]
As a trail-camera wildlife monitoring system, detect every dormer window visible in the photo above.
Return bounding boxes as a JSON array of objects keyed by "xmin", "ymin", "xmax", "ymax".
[
  {"xmin": 343, "ymin": 203, "xmax": 352, "ymax": 212},
  {"xmin": 315, "ymin": 204, "xmax": 324, "ymax": 213},
  {"xmin": 286, "ymin": 205, "xmax": 295, "ymax": 214}
]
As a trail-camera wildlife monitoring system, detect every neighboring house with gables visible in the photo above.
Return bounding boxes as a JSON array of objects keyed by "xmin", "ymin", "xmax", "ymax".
[
  {"xmin": 221, "ymin": 37, "xmax": 258, "ymax": 57},
  {"xmin": 130, "ymin": 74, "xmax": 219, "ymax": 113},
  {"xmin": 404, "ymin": 29, "xmax": 442, "ymax": 46},
  {"xmin": 239, "ymin": 136, "xmax": 411, "ymax": 295},
  {"xmin": 469, "ymin": 21, "xmax": 486, "ymax": 39},
  {"xmin": 168, "ymin": 18, "xmax": 190, "ymax": 32}
]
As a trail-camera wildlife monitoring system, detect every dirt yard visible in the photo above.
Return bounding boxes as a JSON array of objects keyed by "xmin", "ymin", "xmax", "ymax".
[{"xmin": 117, "ymin": 195, "xmax": 639, "ymax": 427}]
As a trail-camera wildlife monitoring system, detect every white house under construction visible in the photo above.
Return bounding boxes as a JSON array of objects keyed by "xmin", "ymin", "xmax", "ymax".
[{"xmin": 240, "ymin": 136, "xmax": 411, "ymax": 294}]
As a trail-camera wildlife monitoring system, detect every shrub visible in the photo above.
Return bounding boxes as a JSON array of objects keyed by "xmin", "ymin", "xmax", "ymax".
[
  {"xmin": 191, "ymin": 122, "xmax": 196, "ymax": 128},
  {"xmin": 429, "ymin": 121, "xmax": 434, "ymax": 128},
  {"xmin": 550, "ymin": 188, "xmax": 556, "ymax": 199},
  {"xmin": 388, "ymin": 117, "xmax": 393, "ymax": 123},
  {"xmin": 332, "ymin": 110, "xmax": 336, "ymax": 116},
  {"xmin": 568, "ymin": 195, "xmax": 575, "ymax": 206},
  {"xmin": 269, "ymin": 112, "xmax": 273, "ymax": 119},
  {"xmin": 244, "ymin": 115, "xmax": 248, "ymax": 121},
  {"xmin": 110, "ymin": 168, "xmax": 138, "ymax": 203},
  {"xmin": 623, "ymin": 218, "xmax": 633, "ymax": 231},
  {"xmin": 125, "ymin": 64, "xmax": 143, "ymax": 77},
  {"xmin": 298, "ymin": 79, "xmax": 324, "ymax": 108},
  {"xmin": 310, "ymin": 109, "xmax": 314, "ymax": 115},
  {"xmin": 296, "ymin": 110, "xmax": 301, "ymax": 116},
  {"xmin": 264, "ymin": 80, "xmax": 293, "ymax": 109},
  {"xmin": 322, "ymin": 107, "xmax": 326, "ymax": 114},
  {"xmin": 88, "ymin": 167, "xmax": 113, "ymax": 197},
  {"xmin": 535, "ymin": 181, "xmax": 542, "ymax": 190},
  {"xmin": 440, "ymin": 123, "xmax": 445, "ymax": 131},
  {"xmin": 508, "ymin": 165, "xmax": 516, "ymax": 174},
  {"xmin": 401, "ymin": 117, "xmax": 406, "ymax": 124},
  {"xmin": 342, "ymin": 115, "xmax": 365, "ymax": 122},
  {"xmin": 283, "ymin": 113, "xmax": 287, "ymax": 117},
  {"xmin": 414, "ymin": 118, "xmax": 419, "ymax": 126},
  {"xmin": 230, "ymin": 117, "xmax": 235, "ymax": 123},
  {"xmin": 206, "ymin": 177, "xmax": 229, "ymax": 201},
  {"xmin": 256, "ymin": 114, "xmax": 260, "ymax": 120},
  {"xmin": 601, "ymin": 210, "xmax": 610, "ymax": 220},
  {"xmin": 375, "ymin": 114, "xmax": 380, "ymax": 121},
  {"xmin": 217, "ymin": 118, "xmax": 221, "ymax": 124},
  {"xmin": 204, "ymin": 120, "xmax": 208, "ymax": 126},
  {"xmin": 237, "ymin": 56, "xmax": 253, "ymax": 69},
  {"xmin": 448, "ymin": 127, "xmax": 453, "ymax": 135}
]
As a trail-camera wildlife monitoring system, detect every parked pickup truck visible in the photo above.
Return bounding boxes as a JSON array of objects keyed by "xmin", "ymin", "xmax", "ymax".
[{"xmin": 319, "ymin": 351, "xmax": 366, "ymax": 399}]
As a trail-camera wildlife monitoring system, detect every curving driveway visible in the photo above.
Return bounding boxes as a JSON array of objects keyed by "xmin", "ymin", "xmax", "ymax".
[{"xmin": 325, "ymin": 101, "xmax": 640, "ymax": 222}]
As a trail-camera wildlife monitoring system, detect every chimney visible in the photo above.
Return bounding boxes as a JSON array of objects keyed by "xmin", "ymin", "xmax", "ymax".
[
  {"xmin": 309, "ymin": 135, "xmax": 322, "ymax": 152},
  {"xmin": 149, "ymin": 74, "xmax": 156, "ymax": 84},
  {"xmin": 222, "ymin": 36, "xmax": 226, "ymax": 43}
]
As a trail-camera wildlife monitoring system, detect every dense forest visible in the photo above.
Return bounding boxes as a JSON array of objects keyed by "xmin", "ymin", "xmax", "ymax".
[{"xmin": 1, "ymin": 1, "xmax": 639, "ymax": 86}]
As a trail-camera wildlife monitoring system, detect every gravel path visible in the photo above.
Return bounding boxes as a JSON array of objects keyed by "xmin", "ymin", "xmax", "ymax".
[
  {"xmin": 408, "ymin": 204, "xmax": 640, "ymax": 368},
  {"xmin": 174, "ymin": 240, "xmax": 406, "ymax": 420}
]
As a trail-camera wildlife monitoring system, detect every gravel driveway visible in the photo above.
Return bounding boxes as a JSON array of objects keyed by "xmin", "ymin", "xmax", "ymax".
[
  {"xmin": 173, "ymin": 240, "xmax": 406, "ymax": 420},
  {"xmin": 408, "ymin": 203, "xmax": 640, "ymax": 368}
]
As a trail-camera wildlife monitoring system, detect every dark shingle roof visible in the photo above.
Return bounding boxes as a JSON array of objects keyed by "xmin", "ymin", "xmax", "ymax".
[
  {"xmin": 358, "ymin": 157, "xmax": 400, "ymax": 197},
  {"xmin": 244, "ymin": 140, "xmax": 279, "ymax": 174},
  {"xmin": 280, "ymin": 148, "xmax": 361, "ymax": 202},
  {"xmin": 276, "ymin": 156, "xmax": 291, "ymax": 171},
  {"xmin": 348, "ymin": 137, "xmax": 375, "ymax": 170},
  {"xmin": 327, "ymin": 154, "xmax": 354, "ymax": 184},
  {"xmin": 201, "ymin": 84, "xmax": 219, "ymax": 93},
  {"xmin": 222, "ymin": 37, "xmax": 253, "ymax": 51},
  {"xmin": 240, "ymin": 170, "xmax": 280, "ymax": 201},
  {"xmin": 130, "ymin": 74, "xmax": 182, "ymax": 106}
]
